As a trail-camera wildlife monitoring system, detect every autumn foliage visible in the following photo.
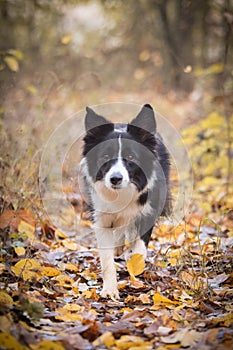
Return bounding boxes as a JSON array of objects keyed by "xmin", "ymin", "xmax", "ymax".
[
  {"xmin": 1, "ymin": 1, "xmax": 233, "ymax": 348},
  {"xmin": 0, "ymin": 114, "xmax": 233, "ymax": 349}
]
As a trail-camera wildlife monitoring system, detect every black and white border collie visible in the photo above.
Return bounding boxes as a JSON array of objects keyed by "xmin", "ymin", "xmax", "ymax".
[{"xmin": 80, "ymin": 104, "xmax": 171, "ymax": 299}]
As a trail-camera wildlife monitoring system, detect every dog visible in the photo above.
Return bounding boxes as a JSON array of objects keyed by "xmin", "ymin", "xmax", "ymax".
[{"xmin": 79, "ymin": 104, "xmax": 171, "ymax": 299}]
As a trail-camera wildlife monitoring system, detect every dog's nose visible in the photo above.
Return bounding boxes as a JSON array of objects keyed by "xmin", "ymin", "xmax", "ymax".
[{"xmin": 110, "ymin": 173, "xmax": 123, "ymax": 186}]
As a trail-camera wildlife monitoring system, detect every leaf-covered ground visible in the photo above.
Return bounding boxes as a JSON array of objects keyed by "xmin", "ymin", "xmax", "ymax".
[
  {"xmin": 0, "ymin": 190, "xmax": 233, "ymax": 350},
  {"xmin": 0, "ymin": 91, "xmax": 233, "ymax": 349}
]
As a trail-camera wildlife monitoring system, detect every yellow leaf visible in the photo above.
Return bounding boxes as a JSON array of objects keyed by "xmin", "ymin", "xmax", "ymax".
[
  {"xmin": 18, "ymin": 220, "xmax": 35, "ymax": 240},
  {"xmin": 63, "ymin": 303, "xmax": 83, "ymax": 312},
  {"xmin": 134, "ymin": 68, "xmax": 145, "ymax": 80},
  {"xmin": 0, "ymin": 315, "xmax": 12, "ymax": 333},
  {"xmin": 11, "ymin": 259, "xmax": 41, "ymax": 281},
  {"xmin": 119, "ymin": 307, "xmax": 133, "ymax": 314},
  {"xmin": 65, "ymin": 263, "xmax": 79, "ymax": 272},
  {"xmin": 93, "ymin": 331, "xmax": 115, "ymax": 347},
  {"xmin": 126, "ymin": 254, "xmax": 145, "ymax": 277},
  {"xmin": 31, "ymin": 340, "xmax": 65, "ymax": 350},
  {"xmin": 115, "ymin": 335, "xmax": 151, "ymax": 350},
  {"xmin": 139, "ymin": 50, "xmax": 150, "ymax": 62},
  {"xmin": 0, "ymin": 263, "xmax": 5, "ymax": 274},
  {"xmin": 195, "ymin": 63, "xmax": 224, "ymax": 76},
  {"xmin": 26, "ymin": 85, "xmax": 37, "ymax": 95},
  {"xmin": 14, "ymin": 246, "xmax": 26, "ymax": 256},
  {"xmin": 152, "ymin": 292, "xmax": 178, "ymax": 306},
  {"xmin": 62, "ymin": 239, "xmax": 79, "ymax": 250},
  {"xmin": 40, "ymin": 266, "xmax": 61, "ymax": 277},
  {"xmin": 55, "ymin": 229, "xmax": 68, "ymax": 239},
  {"xmin": 0, "ymin": 333, "xmax": 26, "ymax": 350},
  {"xmin": 212, "ymin": 313, "xmax": 233, "ymax": 327},
  {"xmin": 209, "ymin": 63, "xmax": 224, "ymax": 74},
  {"xmin": 4, "ymin": 56, "xmax": 19, "ymax": 72},
  {"xmin": 8, "ymin": 49, "xmax": 24, "ymax": 60},
  {"xmin": 156, "ymin": 260, "xmax": 167, "ymax": 268},
  {"xmin": 52, "ymin": 274, "xmax": 74, "ymax": 289},
  {"xmin": 82, "ymin": 288, "xmax": 99, "ymax": 300},
  {"xmin": 61, "ymin": 35, "xmax": 72, "ymax": 45},
  {"xmin": 82, "ymin": 269, "xmax": 97, "ymax": 281},
  {"xmin": 201, "ymin": 112, "xmax": 223, "ymax": 129},
  {"xmin": 0, "ymin": 291, "xmax": 14, "ymax": 307},
  {"xmin": 55, "ymin": 304, "xmax": 83, "ymax": 322},
  {"xmin": 125, "ymin": 295, "xmax": 139, "ymax": 304},
  {"xmin": 168, "ymin": 257, "xmax": 179, "ymax": 266}
]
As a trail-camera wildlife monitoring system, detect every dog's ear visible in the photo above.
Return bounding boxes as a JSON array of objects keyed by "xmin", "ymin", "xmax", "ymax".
[
  {"xmin": 85, "ymin": 107, "xmax": 110, "ymax": 132},
  {"xmin": 129, "ymin": 104, "xmax": 156, "ymax": 134}
]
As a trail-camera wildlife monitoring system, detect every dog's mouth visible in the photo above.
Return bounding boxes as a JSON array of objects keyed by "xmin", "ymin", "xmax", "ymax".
[{"xmin": 111, "ymin": 184, "xmax": 122, "ymax": 190}]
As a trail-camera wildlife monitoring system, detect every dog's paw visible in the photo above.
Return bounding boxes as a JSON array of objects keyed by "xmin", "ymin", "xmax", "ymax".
[{"xmin": 100, "ymin": 287, "xmax": 120, "ymax": 300}]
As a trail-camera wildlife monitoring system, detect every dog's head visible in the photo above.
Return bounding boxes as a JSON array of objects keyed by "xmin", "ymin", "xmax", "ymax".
[{"xmin": 83, "ymin": 104, "xmax": 158, "ymax": 195}]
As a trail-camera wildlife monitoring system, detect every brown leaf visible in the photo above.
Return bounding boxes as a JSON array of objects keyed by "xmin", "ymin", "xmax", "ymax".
[
  {"xmin": 0, "ymin": 209, "xmax": 35, "ymax": 231},
  {"xmin": 161, "ymin": 329, "xmax": 202, "ymax": 347}
]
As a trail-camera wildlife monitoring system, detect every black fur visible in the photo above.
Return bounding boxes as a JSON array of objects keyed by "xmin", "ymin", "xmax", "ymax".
[{"xmin": 82, "ymin": 104, "xmax": 171, "ymax": 244}]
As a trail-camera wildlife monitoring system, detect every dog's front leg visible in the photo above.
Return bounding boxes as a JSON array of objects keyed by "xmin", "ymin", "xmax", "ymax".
[
  {"xmin": 98, "ymin": 247, "xmax": 119, "ymax": 299},
  {"xmin": 95, "ymin": 226, "xmax": 119, "ymax": 299}
]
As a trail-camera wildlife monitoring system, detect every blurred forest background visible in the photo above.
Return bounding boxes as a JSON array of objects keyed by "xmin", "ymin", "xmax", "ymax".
[
  {"xmin": 0, "ymin": 0, "xmax": 232, "ymax": 211},
  {"xmin": 0, "ymin": 2, "xmax": 233, "ymax": 348}
]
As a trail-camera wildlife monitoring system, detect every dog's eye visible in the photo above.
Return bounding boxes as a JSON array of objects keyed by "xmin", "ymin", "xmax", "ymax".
[
  {"xmin": 103, "ymin": 154, "xmax": 110, "ymax": 161},
  {"xmin": 128, "ymin": 154, "xmax": 134, "ymax": 160}
]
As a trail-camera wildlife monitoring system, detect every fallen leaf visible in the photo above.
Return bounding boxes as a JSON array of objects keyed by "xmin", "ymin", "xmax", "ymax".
[
  {"xmin": 65, "ymin": 262, "xmax": 79, "ymax": 272},
  {"xmin": 130, "ymin": 278, "xmax": 146, "ymax": 289},
  {"xmin": 55, "ymin": 304, "xmax": 84, "ymax": 322},
  {"xmin": 4, "ymin": 56, "xmax": 19, "ymax": 72},
  {"xmin": 62, "ymin": 239, "xmax": 79, "ymax": 251},
  {"xmin": 11, "ymin": 258, "xmax": 41, "ymax": 281},
  {"xmin": 93, "ymin": 331, "xmax": 115, "ymax": 347},
  {"xmin": 160, "ymin": 329, "xmax": 202, "ymax": 347},
  {"xmin": 0, "ymin": 333, "xmax": 25, "ymax": 350},
  {"xmin": 115, "ymin": 335, "xmax": 151, "ymax": 349},
  {"xmin": 125, "ymin": 295, "xmax": 139, "ymax": 304},
  {"xmin": 0, "ymin": 314, "xmax": 12, "ymax": 333},
  {"xmin": 26, "ymin": 85, "xmax": 37, "ymax": 95},
  {"xmin": 138, "ymin": 293, "xmax": 151, "ymax": 304},
  {"xmin": 14, "ymin": 246, "xmax": 26, "ymax": 256},
  {"xmin": 61, "ymin": 34, "xmax": 72, "ymax": 45},
  {"xmin": 8, "ymin": 49, "xmax": 24, "ymax": 60},
  {"xmin": 40, "ymin": 266, "xmax": 61, "ymax": 277},
  {"xmin": 55, "ymin": 229, "xmax": 68, "ymax": 239},
  {"xmin": 210, "ymin": 313, "xmax": 233, "ymax": 327},
  {"xmin": 152, "ymin": 292, "xmax": 178, "ymax": 308},
  {"xmin": 31, "ymin": 340, "xmax": 65, "ymax": 350},
  {"xmin": 81, "ymin": 269, "xmax": 98, "ymax": 281},
  {"xmin": 18, "ymin": 220, "xmax": 35, "ymax": 240},
  {"xmin": 0, "ymin": 210, "xmax": 35, "ymax": 231},
  {"xmin": 126, "ymin": 254, "xmax": 145, "ymax": 277},
  {"xmin": 180, "ymin": 270, "xmax": 204, "ymax": 291},
  {"xmin": 0, "ymin": 291, "xmax": 14, "ymax": 307},
  {"xmin": 51, "ymin": 274, "xmax": 74, "ymax": 289},
  {"xmin": 82, "ymin": 289, "xmax": 99, "ymax": 300}
]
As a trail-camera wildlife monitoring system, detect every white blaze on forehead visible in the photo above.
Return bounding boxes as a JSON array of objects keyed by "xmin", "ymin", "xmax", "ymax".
[
  {"xmin": 118, "ymin": 134, "xmax": 122, "ymax": 159},
  {"xmin": 105, "ymin": 135, "xmax": 129, "ymax": 188}
]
